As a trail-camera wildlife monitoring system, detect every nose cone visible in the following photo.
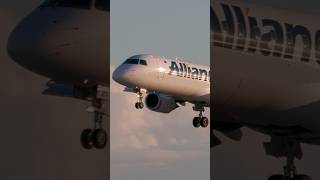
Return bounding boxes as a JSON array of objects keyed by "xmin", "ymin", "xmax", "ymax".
[
  {"xmin": 112, "ymin": 66, "xmax": 125, "ymax": 84},
  {"xmin": 7, "ymin": 8, "xmax": 54, "ymax": 78},
  {"xmin": 7, "ymin": 7, "xmax": 109, "ymax": 85},
  {"xmin": 7, "ymin": 17, "xmax": 35, "ymax": 67},
  {"xmin": 7, "ymin": 7, "xmax": 78, "ymax": 81},
  {"xmin": 112, "ymin": 65, "xmax": 136, "ymax": 86}
]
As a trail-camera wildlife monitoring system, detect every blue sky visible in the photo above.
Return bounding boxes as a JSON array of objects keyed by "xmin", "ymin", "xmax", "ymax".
[{"xmin": 111, "ymin": 0, "xmax": 209, "ymax": 66}]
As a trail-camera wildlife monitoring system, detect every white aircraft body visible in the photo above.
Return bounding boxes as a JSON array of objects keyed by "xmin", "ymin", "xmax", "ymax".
[
  {"xmin": 212, "ymin": 0, "xmax": 320, "ymax": 180},
  {"xmin": 7, "ymin": 0, "xmax": 109, "ymax": 150},
  {"xmin": 113, "ymin": 55, "xmax": 210, "ymax": 127}
]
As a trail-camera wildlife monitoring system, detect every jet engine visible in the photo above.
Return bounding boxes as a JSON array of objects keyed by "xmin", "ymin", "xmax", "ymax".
[{"xmin": 145, "ymin": 93, "xmax": 178, "ymax": 113}]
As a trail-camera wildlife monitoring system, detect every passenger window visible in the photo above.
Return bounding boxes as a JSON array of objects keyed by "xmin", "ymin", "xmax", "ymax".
[
  {"xmin": 95, "ymin": 0, "xmax": 109, "ymax": 11},
  {"xmin": 41, "ymin": 0, "xmax": 92, "ymax": 9},
  {"xmin": 140, "ymin": 60, "xmax": 147, "ymax": 66},
  {"xmin": 124, "ymin": 59, "xmax": 139, "ymax": 64}
]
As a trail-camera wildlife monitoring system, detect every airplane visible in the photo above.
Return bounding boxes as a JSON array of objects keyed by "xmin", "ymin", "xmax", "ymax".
[
  {"xmin": 112, "ymin": 54, "xmax": 210, "ymax": 128},
  {"xmin": 7, "ymin": 0, "xmax": 109, "ymax": 150},
  {"xmin": 212, "ymin": 0, "xmax": 320, "ymax": 180}
]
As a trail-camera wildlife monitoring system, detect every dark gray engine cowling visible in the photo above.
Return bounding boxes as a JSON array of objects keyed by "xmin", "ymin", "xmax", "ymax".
[{"xmin": 145, "ymin": 93, "xmax": 178, "ymax": 113}]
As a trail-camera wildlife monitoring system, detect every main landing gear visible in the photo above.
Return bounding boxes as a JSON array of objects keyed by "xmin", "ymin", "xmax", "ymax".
[
  {"xmin": 192, "ymin": 104, "xmax": 209, "ymax": 128},
  {"xmin": 80, "ymin": 85, "xmax": 108, "ymax": 150},
  {"xmin": 134, "ymin": 88, "xmax": 144, "ymax": 109},
  {"xmin": 266, "ymin": 138, "xmax": 312, "ymax": 180}
]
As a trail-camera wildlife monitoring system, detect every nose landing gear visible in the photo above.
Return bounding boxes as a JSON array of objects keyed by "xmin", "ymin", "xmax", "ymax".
[
  {"xmin": 135, "ymin": 102, "xmax": 144, "ymax": 109},
  {"xmin": 80, "ymin": 85, "xmax": 108, "ymax": 150},
  {"xmin": 81, "ymin": 110, "xmax": 107, "ymax": 150},
  {"xmin": 134, "ymin": 88, "xmax": 144, "ymax": 109},
  {"xmin": 266, "ymin": 138, "xmax": 312, "ymax": 180},
  {"xmin": 42, "ymin": 81, "xmax": 108, "ymax": 150}
]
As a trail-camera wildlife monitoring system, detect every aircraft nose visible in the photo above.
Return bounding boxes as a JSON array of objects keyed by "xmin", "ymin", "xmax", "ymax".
[
  {"xmin": 112, "ymin": 66, "xmax": 124, "ymax": 83},
  {"xmin": 7, "ymin": 21, "xmax": 38, "ymax": 70},
  {"xmin": 7, "ymin": 7, "xmax": 74, "ymax": 80},
  {"xmin": 112, "ymin": 65, "xmax": 136, "ymax": 86},
  {"xmin": 7, "ymin": 9, "xmax": 50, "ymax": 76}
]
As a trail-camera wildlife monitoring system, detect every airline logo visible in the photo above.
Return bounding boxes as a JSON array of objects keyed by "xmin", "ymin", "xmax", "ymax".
[
  {"xmin": 211, "ymin": 3, "xmax": 320, "ymax": 63},
  {"xmin": 169, "ymin": 61, "xmax": 209, "ymax": 81}
]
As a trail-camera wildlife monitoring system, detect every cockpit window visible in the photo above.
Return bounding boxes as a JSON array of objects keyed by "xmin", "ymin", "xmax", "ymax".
[
  {"xmin": 124, "ymin": 59, "xmax": 139, "ymax": 64},
  {"xmin": 41, "ymin": 0, "xmax": 92, "ymax": 9},
  {"xmin": 140, "ymin": 60, "xmax": 147, "ymax": 66},
  {"xmin": 95, "ymin": 0, "xmax": 109, "ymax": 11},
  {"xmin": 123, "ymin": 59, "xmax": 148, "ymax": 66}
]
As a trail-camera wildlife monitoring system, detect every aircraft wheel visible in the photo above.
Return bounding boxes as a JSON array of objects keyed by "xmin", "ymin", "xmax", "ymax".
[
  {"xmin": 193, "ymin": 117, "xmax": 201, "ymax": 128},
  {"xmin": 135, "ymin": 102, "xmax": 144, "ymax": 109},
  {"xmin": 81, "ymin": 129, "xmax": 93, "ymax": 150},
  {"xmin": 293, "ymin": 175, "xmax": 312, "ymax": 180},
  {"xmin": 139, "ymin": 102, "xmax": 144, "ymax": 109},
  {"xmin": 135, "ymin": 102, "xmax": 140, "ymax": 109},
  {"xmin": 200, "ymin": 117, "xmax": 209, "ymax": 128},
  {"xmin": 92, "ymin": 128, "xmax": 108, "ymax": 149},
  {"xmin": 267, "ymin": 175, "xmax": 285, "ymax": 180}
]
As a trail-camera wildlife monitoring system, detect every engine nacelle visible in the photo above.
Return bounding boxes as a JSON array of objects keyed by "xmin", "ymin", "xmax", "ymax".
[{"xmin": 145, "ymin": 93, "xmax": 178, "ymax": 113}]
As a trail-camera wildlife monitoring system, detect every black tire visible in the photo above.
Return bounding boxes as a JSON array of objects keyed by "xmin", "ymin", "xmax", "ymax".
[
  {"xmin": 200, "ymin": 117, "xmax": 209, "ymax": 128},
  {"xmin": 92, "ymin": 129, "xmax": 108, "ymax": 149},
  {"xmin": 293, "ymin": 175, "xmax": 313, "ymax": 180},
  {"xmin": 139, "ymin": 102, "xmax": 144, "ymax": 109},
  {"xmin": 267, "ymin": 175, "xmax": 285, "ymax": 180},
  {"xmin": 135, "ymin": 102, "xmax": 140, "ymax": 109},
  {"xmin": 81, "ymin": 129, "xmax": 93, "ymax": 150},
  {"xmin": 193, "ymin": 117, "xmax": 201, "ymax": 128}
]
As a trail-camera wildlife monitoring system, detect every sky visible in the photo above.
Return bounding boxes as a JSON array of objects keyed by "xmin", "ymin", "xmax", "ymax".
[
  {"xmin": 212, "ymin": 0, "xmax": 320, "ymax": 180},
  {"xmin": 110, "ymin": 0, "xmax": 210, "ymax": 180},
  {"xmin": 0, "ymin": 1, "xmax": 109, "ymax": 180},
  {"xmin": 110, "ymin": 0, "xmax": 210, "ymax": 66}
]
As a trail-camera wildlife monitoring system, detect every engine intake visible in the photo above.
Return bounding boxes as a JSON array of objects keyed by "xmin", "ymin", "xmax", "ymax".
[{"xmin": 145, "ymin": 93, "xmax": 178, "ymax": 113}]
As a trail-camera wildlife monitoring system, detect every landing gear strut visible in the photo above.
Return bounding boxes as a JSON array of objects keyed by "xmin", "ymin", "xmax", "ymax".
[
  {"xmin": 43, "ymin": 81, "xmax": 108, "ymax": 150},
  {"xmin": 266, "ymin": 138, "xmax": 312, "ymax": 180},
  {"xmin": 80, "ymin": 85, "xmax": 108, "ymax": 150},
  {"xmin": 134, "ymin": 88, "xmax": 144, "ymax": 109},
  {"xmin": 192, "ymin": 104, "xmax": 209, "ymax": 128}
]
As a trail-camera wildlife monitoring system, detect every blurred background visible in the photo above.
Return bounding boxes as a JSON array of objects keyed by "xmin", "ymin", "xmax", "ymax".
[
  {"xmin": 0, "ymin": 1, "xmax": 109, "ymax": 180},
  {"xmin": 212, "ymin": 0, "xmax": 320, "ymax": 180}
]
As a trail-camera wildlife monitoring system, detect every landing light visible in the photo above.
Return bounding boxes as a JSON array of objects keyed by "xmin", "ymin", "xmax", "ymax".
[{"xmin": 158, "ymin": 67, "xmax": 165, "ymax": 73}]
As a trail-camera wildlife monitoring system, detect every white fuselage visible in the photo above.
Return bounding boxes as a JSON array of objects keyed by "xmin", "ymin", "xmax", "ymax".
[
  {"xmin": 213, "ymin": 0, "xmax": 320, "ymax": 143},
  {"xmin": 113, "ymin": 55, "xmax": 210, "ymax": 106}
]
